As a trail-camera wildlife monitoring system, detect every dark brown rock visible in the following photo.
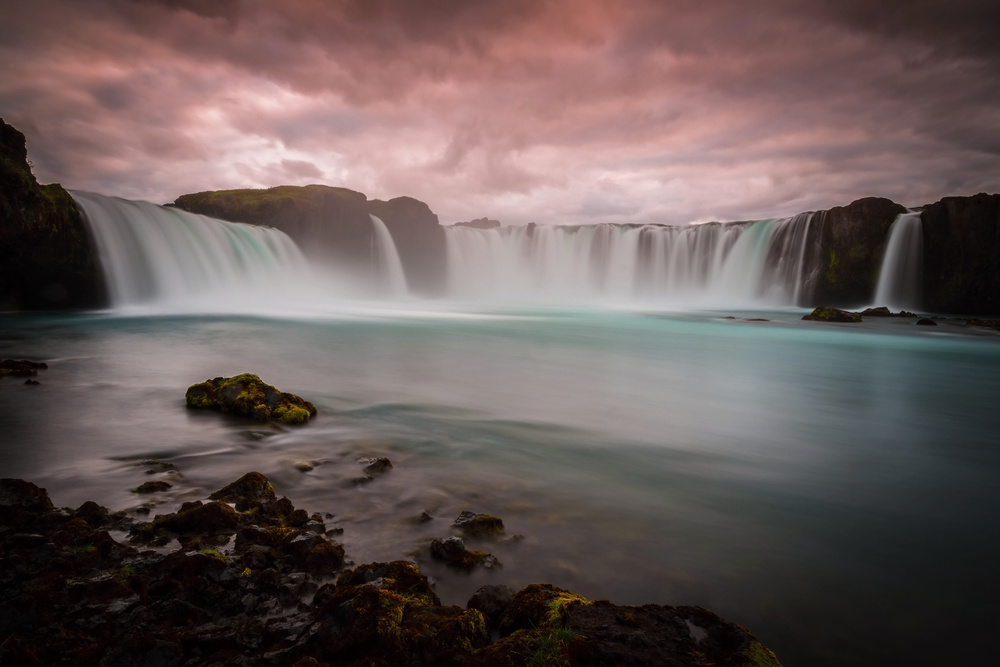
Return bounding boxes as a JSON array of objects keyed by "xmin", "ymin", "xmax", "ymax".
[
  {"xmin": 921, "ymin": 193, "xmax": 1000, "ymax": 315},
  {"xmin": 0, "ymin": 358, "xmax": 48, "ymax": 377},
  {"xmin": 809, "ymin": 197, "xmax": 908, "ymax": 308},
  {"xmin": 802, "ymin": 306, "xmax": 863, "ymax": 323},
  {"xmin": 430, "ymin": 536, "xmax": 501, "ymax": 571},
  {"xmin": 210, "ymin": 471, "xmax": 277, "ymax": 509},
  {"xmin": 452, "ymin": 510, "xmax": 505, "ymax": 538},
  {"xmin": 186, "ymin": 374, "xmax": 317, "ymax": 425},
  {"xmin": 0, "ymin": 119, "xmax": 105, "ymax": 311},
  {"xmin": 916, "ymin": 318, "xmax": 938, "ymax": 326}
]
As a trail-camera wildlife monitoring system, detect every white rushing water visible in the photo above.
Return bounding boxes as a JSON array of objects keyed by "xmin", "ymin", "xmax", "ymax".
[
  {"xmin": 444, "ymin": 212, "xmax": 824, "ymax": 308},
  {"xmin": 74, "ymin": 192, "xmax": 928, "ymax": 315},
  {"xmin": 369, "ymin": 215, "xmax": 408, "ymax": 297},
  {"xmin": 874, "ymin": 212, "xmax": 923, "ymax": 310}
]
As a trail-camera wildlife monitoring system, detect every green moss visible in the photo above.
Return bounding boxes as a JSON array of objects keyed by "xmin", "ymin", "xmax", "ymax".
[
  {"xmin": 825, "ymin": 248, "xmax": 839, "ymax": 288},
  {"xmin": 185, "ymin": 373, "xmax": 316, "ymax": 425},
  {"xmin": 67, "ymin": 543, "xmax": 97, "ymax": 556},
  {"xmin": 738, "ymin": 639, "xmax": 783, "ymax": 667},
  {"xmin": 197, "ymin": 548, "xmax": 229, "ymax": 562}
]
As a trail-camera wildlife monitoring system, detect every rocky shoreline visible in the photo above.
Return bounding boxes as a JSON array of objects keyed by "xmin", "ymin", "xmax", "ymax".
[{"xmin": 0, "ymin": 471, "xmax": 782, "ymax": 666}]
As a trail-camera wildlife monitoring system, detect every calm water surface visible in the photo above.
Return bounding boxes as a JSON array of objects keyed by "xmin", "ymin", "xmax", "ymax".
[{"xmin": 1, "ymin": 307, "xmax": 998, "ymax": 666}]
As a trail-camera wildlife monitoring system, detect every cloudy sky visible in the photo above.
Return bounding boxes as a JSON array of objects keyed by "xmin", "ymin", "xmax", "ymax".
[{"xmin": 2, "ymin": 0, "xmax": 999, "ymax": 225}]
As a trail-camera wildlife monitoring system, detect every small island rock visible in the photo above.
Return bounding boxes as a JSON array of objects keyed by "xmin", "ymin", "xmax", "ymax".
[{"xmin": 185, "ymin": 373, "xmax": 317, "ymax": 425}]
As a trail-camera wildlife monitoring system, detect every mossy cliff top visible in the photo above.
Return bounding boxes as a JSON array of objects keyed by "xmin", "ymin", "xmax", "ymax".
[
  {"xmin": 0, "ymin": 119, "xmax": 104, "ymax": 310},
  {"xmin": 172, "ymin": 184, "xmax": 448, "ymax": 295},
  {"xmin": 185, "ymin": 373, "xmax": 317, "ymax": 425}
]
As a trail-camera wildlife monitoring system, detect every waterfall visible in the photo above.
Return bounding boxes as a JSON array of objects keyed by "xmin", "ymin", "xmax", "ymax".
[
  {"xmin": 443, "ymin": 212, "xmax": 823, "ymax": 308},
  {"xmin": 72, "ymin": 191, "xmax": 310, "ymax": 313},
  {"xmin": 369, "ymin": 215, "xmax": 409, "ymax": 297},
  {"xmin": 874, "ymin": 212, "xmax": 923, "ymax": 310}
]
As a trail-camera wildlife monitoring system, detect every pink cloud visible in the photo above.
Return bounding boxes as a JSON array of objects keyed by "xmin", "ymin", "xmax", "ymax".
[{"xmin": 2, "ymin": 0, "xmax": 998, "ymax": 222}]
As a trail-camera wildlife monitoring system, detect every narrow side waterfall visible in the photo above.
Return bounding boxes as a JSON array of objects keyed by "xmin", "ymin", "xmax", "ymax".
[
  {"xmin": 444, "ymin": 212, "xmax": 824, "ymax": 308},
  {"xmin": 369, "ymin": 215, "xmax": 409, "ymax": 297},
  {"xmin": 874, "ymin": 212, "xmax": 923, "ymax": 310},
  {"xmin": 72, "ymin": 191, "xmax": 310, "ymax": 312}
]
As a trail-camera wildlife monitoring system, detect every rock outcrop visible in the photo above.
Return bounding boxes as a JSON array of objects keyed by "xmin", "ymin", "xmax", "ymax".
[
  {"xmin": 808, "ymin": 197, "xmax": 908, "ymax": 308},
  {"xmin": 185, "ymin": 373, "xmax": 317, "ymax": 425},
  {"xmin": 920, "ymin": 193, "xmax": 1000, "ymax": 315},
  {"xmin": 0, "ymin": 119, "xmax": 104, "ymax": 310},
  {"xmin": 172, "ymin": 185, "xmax": 448, "ymax": 296},
  {"xmin": 0, "ymin": 474, "xmax": 784, "ymax": 666}
]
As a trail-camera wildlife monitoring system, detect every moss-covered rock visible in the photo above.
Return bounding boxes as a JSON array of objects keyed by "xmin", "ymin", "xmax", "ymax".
[
  {"xmin": 802, "ymin": 306, "xmax": 863, "ymax": 323},
  {"xmin": 209, "ymin": 471, "xmax": 277, "ymax": 509},
  {"xmin": 452, "ymin": 510, "xmax": 506, "ymax": 538},
  {"xmin": 429, "ymin": 536, "xmax": 502, "ymax": 571},
  {"xmin": 0, "ymin": 119, "xmax": 105, "ymax": 310},
  {"xmin": 185, "ymin": 373, "xmax": 317, "ymax": 425}
]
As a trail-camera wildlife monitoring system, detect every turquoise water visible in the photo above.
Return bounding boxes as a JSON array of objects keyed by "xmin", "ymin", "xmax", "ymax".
[{"xmin": 1, "ymin": 307, "xmax": 998, "ymax": 665}]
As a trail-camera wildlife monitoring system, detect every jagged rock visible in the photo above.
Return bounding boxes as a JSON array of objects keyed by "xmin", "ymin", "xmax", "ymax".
[
  {"xmin": 354, "ymin": 456, "xmax": 393, "ymax": 484},
  {"xmin": 430, "ymin": 536, "xmax": 502, "ymax": 571},
  {"xmin": 0, "ymin": 119, "xmax": 105, "ymax": 311},
  {"xmin": 452, "ymin": 510, "xmax": 505, "ymax": 538},
  {"xmin": 185, "ymin": 373, "xmax": 317, "ymax": 425},
  {"xmin": 0, "ymin": 477, "xmax": 782, "ymax": 666},
  {"xmin": 467, "ymin": 584, "xmax": 515, "ymax": 628},
  {"xmin": 210, "ymin": 471, "xmax": 277, "ymax": 509},
  {"xmin": 802, "ymin": 306, "xmax": 863, "ymax": 323}
]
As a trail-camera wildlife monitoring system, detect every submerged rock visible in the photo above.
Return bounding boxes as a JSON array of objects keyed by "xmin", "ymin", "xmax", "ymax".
[
  {"xmin": 430, "ymin": 536, "xmax": 502, "ymax": 571},
  {"xmin": 185, "ymin": 373, "xmax": 317, "ymax": 425},
  {"xmin": 916, "ymin": 318, "xmax": 938, "ymax": 326},
  {"xmin": 802, "ymin": 306, "xmax": 863, "ymax": 323},
  {"xmin": 0, "ymin": 358, "xmax": 48, "ymax": 377},
  {"xmin": 452, "ymin": 510, "xmax": 506, "ymax": 538}
]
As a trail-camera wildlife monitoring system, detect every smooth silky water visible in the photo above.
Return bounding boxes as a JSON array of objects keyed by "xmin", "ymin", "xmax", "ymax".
[{"xmin": 1, "ymin": 195, "xmax": 998, "ymax": 666}]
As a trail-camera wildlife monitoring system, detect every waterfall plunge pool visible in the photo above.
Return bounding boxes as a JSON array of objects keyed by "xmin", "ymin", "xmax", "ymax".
[{"xmin": 1, "ymin": 307, "xmax": 998, "ymax": 667}]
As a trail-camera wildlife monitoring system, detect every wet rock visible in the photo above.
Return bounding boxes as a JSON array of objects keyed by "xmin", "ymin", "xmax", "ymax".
[
  {"xmin": 802, "ymin": 306, "xmax": 862, "ymax": 323},
  {"xmin": 916, "ymin": 318, "xmax": 938, "ymax": 326},
  {"xmin": 133, "ymin": 480, "xmax": 172, "ymax": 494},
  {"xmin": 0, "ymin": 358, "xmax": 48, "ymax": 377},
  {"xmin": 430, "ymin": 536, "xmax": 502, "ymax": 571},
  {"xmin": 467, "ymin": 584, "xmax": 515, "ymax": 628},
  {"xmin": 23, "ymin": 378, "xmax": 40, "ymax": 385},
  {"xmin": 860, "ymin": 306, "xmax": 892, "ymax": 316},
  {"xmin": 354, "ymin": 456, "xmax": 393, "ymax": 484},
  {"xmin": 153, "ymin": 500, "xmax": 239, "ymax": 535},
  {"xmin": 0, "ymin": 475, "xmax": 782, "ymax": 666},
  {"xmin": 452, "ymin": 510, "xmax": 505, "ymax": 538},
  {"xmin": 210, "ymin": 471, "xmax": 277, "ymax": 510},
  {"xmin": 185, "ymin": 373, "xmax": 317, "ymax": 425}
]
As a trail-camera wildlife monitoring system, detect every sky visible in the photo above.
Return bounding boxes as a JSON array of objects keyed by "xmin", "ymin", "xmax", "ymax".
[{"xmin": 2, "ymin": 0, "xmax": 999, "ymax": 226}]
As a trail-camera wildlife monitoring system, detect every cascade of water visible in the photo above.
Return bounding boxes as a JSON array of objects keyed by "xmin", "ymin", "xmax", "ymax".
[
  {"xmin": 368, "ymin": 215, "xmax": 409, "ymax": 297},
  {"xmin": 443, "ymin": 213, "xmax": 822, "ymax": 308},
  {"xmin": 874, "ymin": 212, "xmax": 923, "ymax": 310},
  {"xmin": 72, "ymin": 191, "xmax": 310, "ymax": 312}
]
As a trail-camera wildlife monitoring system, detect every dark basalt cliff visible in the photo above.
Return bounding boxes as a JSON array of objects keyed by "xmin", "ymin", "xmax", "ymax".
[
  {"xmin": 807, "ymin": 197, "xmax": 908, "ymax": 308},
  {"xmin": 173, "ymin": 186, "xmax": 447, "ymax": 296},
  {"xmin": 0, "ymin": 119, "xmax": 104, "ymax": 311},
  {"xmin": 921, "ymin": 193, "xmax": 1000, "ymax": 315}
]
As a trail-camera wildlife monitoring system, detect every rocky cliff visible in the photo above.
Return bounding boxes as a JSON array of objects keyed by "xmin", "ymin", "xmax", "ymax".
[
  {"xmin": 921, "ymin": 193, "xmax": 1000, "ymax": 314},
  {"xmin": 0, "ymin": 119, "xmax": 104, "ymax": 310},
  {"xmin": 173, "ymin": 186, "xmax": 447, "ymax": 296},
  {"xmin": 807, "ymin": 197, "xmax": 908, "ymax": 308}
]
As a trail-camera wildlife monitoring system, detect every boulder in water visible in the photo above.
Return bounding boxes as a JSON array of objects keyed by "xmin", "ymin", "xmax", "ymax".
[
  {"xmin": 0, "ymin": 358, "xmax": 48, "ymax": 377},
  {"xmin": 185, "ymin": 373, "xmax": 317, "ymax": 425},
  {"xmin": 802, "ymin": 306, "xmax": 863, "ymax": 323}
]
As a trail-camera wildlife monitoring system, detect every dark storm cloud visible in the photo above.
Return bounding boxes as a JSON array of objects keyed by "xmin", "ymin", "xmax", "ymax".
[{"xmin": 1, "ymin": 0, "xmax": 998, "ymax": 222}]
